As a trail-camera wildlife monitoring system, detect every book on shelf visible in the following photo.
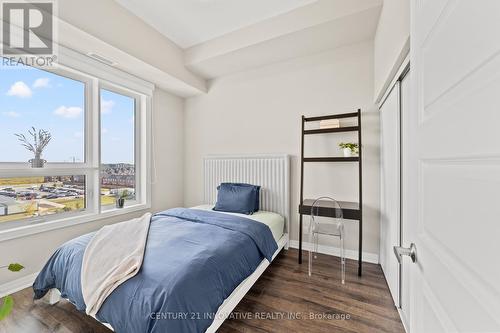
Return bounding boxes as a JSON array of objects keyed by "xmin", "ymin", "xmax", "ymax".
[{"xmin": 319, "ymin": 119, "xmax": 340, "ymax": 129}]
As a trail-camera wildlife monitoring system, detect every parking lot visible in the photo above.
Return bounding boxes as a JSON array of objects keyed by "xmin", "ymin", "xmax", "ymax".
[
  {"xmin": 1, "ymin": 183, "xmax": 117, "ymax": 224},
  {"xmin": 0, "ymin": 184, "xmax": 84, "ymax": 201}
]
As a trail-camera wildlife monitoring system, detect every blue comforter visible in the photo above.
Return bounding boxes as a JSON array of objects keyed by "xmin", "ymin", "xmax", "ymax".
[{"xmin": 33, "ymin": 208, "xmax": 278, "ymax": 333}]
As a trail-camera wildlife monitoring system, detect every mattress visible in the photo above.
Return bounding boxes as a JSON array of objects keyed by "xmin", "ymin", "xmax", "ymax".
[{"xmin": 191, "ymin": 204, "xmax": 285, "ymax": 242}]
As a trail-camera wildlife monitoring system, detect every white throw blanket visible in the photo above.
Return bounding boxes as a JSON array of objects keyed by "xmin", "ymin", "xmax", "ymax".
[{"xmin": 81, "ymin": 213, "xmax": 152, "ymax": 316}]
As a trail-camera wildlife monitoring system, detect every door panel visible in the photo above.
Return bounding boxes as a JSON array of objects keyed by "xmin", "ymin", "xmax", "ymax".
[
  {"xmin": 422, "ymin": 161, "xmax": 500, "ymax": 289},
  {"xmin": 409, "ymin": 0, "xmax": 500, "ymax": 332},
  {"xmin": 421, "ymin": 1, "xmax": 500, "ymax": 110},
  {"xmin": 379, "ymin": 83, "xmax": 400, "ymax": 306}
]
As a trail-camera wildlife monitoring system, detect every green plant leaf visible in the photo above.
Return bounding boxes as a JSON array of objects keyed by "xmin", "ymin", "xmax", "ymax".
[
  {"xmin": 338, "ymin": 142, "xmax": 358, "ymax": 150},
  {"xmin": 0, "ymin": 296, "xmax": 14, "ymax": 321},
  {"xmin": 7, "ymin": 263, "xmax": 24, "ymax": 272}
]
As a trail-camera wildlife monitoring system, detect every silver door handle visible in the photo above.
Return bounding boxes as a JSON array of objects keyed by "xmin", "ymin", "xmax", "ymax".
[{"xmin": 393, "ymin": 243, "xmax": 417, "ymax": 263}]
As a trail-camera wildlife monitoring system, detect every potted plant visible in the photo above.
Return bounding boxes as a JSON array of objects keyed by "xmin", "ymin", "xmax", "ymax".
[
  {"xmin": 116, "ymin": 190, "xmax": 129, "ymax": 209},
  {"xmin": 0, "ymin": 263, "xmax": 24, "ymax": 321},
  {"xmin": 15, "ymin": 127, "xmax": 52, "ymax": 168},
  {"xmin": 339, "ymin": 142, "xmax": 359, "ymax": 157}
]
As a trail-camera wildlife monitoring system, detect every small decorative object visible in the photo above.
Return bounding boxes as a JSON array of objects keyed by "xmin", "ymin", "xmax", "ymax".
[
  {"xmin": 15, "ymin": 127, "xmax": 52, "ymax": 168},
  {"xmin": 116, "ymin": 190, "xmax": 129, "ymax": 209},
  {"xmin": 339, "ymin": 142, "xmax": 359, "ymax": 157},
  {"xmin": 319, "ymin": 119, "xmax": 340, "ymax": 129},
  {"xmin": 0, "ymin": 263, "xmax": 24, "ymax": 321}
]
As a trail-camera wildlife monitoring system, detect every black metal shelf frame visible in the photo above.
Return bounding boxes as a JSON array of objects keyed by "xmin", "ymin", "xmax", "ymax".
[{"xmin": 298, "ymin": 109, "xmax": 363, "ymax": 276}]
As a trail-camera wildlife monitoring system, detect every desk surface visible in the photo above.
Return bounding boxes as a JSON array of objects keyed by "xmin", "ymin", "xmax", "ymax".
[{"xmin": 299, "ymin": 199, "xmax": 361, "ymax": 220}]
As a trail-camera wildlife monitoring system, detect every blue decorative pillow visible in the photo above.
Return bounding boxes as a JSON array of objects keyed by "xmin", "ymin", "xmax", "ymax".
[
  {"xmin": 220, "ymin": 183, "xmax": 260, "ymax": 211},
  {"xmin": 214, "ymin": 183, "xmax": 260, "ymax": 215}
]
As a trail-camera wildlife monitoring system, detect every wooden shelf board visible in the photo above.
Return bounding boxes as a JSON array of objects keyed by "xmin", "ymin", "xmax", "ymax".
[
  {"xmin": 299, "ymin": 199, "xmax": 361, "ymax": 220},
  {"xmin": 304, "ymin": 112, "xmax": 359, "ymax": 122},
  {"xmin": 303, "ymin": 157, "xmax": 359, "ymax": 162},
  {"xmin": 304, "ymin": 126, "xmax": 359, "ymax": 135}
]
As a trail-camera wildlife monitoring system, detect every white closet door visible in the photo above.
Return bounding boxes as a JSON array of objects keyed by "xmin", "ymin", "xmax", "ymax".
[
  {"xmin": 406, "ymin": 1, "xmax": 500, "ymax": 331},
  {"xmin": 400, "ymin": 70, "xmax": 411, "ymax": 330},
  {"xmin": 379, "ymin": 82, "xmax": 400, "ymax": 306}
]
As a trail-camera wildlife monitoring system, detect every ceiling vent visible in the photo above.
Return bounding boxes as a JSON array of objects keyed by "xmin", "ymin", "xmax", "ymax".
[{"xmin": 87, "ymin": 52, "xmax": 117, "ymax": 66}]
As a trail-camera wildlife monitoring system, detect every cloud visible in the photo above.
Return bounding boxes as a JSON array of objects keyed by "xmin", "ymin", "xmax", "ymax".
[
  {"xmin": 101, "ymin": 99, "xmax": 115, "ymax": 114},
  {"xmin": 33, "ymin": 78, "xmax": 50, "ymax": 88},
  {"xmin": 54, "ymin": 106, "xmax": 83, "ymax": 118},
  {"xmin": 7, "ymin": 81, "xmax": 32, "ymax": 98},
  {"xmin": 74, "ymin": 131, "xmax": 83, "ymax": 138},
  {"xmin": 102, "ymin": 128, "xmax": 108, "ymax": 135},
  {"xmin": 2, "ymin": 111, "xmax": 20, "ymax": 118}
]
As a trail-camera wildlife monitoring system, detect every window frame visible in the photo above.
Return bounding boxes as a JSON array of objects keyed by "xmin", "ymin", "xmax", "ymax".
[{"xmin": 0, "ymin": 46, "xmax": 152, "ymax": 241}]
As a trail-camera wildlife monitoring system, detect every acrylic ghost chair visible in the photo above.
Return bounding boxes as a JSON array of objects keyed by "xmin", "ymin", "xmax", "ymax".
[{"xmin": 308, "ymin": 197, "xmax": 346, "ymax": 284}]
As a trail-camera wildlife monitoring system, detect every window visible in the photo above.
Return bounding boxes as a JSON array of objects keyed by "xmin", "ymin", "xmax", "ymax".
[
  {"xmin": 100, "ymin": 88, "xmax": 137, "ymax": 209},
  {"xmin": 0, "ymin": 51, "xmax": 151, "ymax": 234}
]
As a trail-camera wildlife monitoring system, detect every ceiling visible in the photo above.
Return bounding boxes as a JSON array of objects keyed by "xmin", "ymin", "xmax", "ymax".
[
  {"xmin": 185, "ymin": 4, "xmax": 381, "ymax": 78},
  {"xmin": 114, "ymin": 0, "xmax": 318, "ymax": 49},
  {"xmin": 114, "ymin": 0, "xmax": 383, "ymax": 80}
]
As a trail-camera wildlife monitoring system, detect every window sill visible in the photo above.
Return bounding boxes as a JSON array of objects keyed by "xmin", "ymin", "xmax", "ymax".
[{"xmin": 0, "ymin": 203, "xmax": 150, "ymax": 242}]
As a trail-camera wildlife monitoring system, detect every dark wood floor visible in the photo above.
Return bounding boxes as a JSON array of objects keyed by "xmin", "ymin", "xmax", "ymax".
[{"xmin": 0, "ymin": 249, "xmax": 404, "ymax": 333}]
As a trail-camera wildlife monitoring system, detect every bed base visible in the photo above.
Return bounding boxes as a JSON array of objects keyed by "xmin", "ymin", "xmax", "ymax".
[
  {"xmin": 47, "ymin": 233, "xmax": 288, "ymax": 333},
  {"xmin": 206, "ymin": 234, "xmax": 288, "ymax": 333}
]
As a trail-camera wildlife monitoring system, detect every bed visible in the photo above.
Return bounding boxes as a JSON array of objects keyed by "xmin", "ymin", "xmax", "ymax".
[{"xmin": 33, "ymin": 154, "xmax": 290, "ymax": 333}]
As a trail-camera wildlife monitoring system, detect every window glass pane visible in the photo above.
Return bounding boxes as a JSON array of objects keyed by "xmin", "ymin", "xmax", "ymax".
[
  {"xmin": 0, "ymin": 64, "xmax": 85, "ymax": 163},
  {"xmin": 0, "ymin": 175, "xmax": 86, "ymax": 227},
  {"xmin": 100, "ymin": 89, "xmax": 135, "ymax": 209}
]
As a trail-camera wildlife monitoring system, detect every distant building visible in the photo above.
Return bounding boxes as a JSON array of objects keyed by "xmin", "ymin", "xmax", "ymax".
[
  {"xmin": 0, "ymin": 195, "xmax": 26, "ymax": 216},
  {"xmin": 101, "ymin": 163, "xmax": 135, "ymax": 187},
  {"xmin": 101, "ymin": 175, "xmax": 135, "ymax": 187}
]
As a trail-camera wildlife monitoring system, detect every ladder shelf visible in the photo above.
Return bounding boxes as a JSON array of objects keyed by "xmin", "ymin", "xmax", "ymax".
[{"xmin": 298, "ymin": 109, "xmax": 363, "ymax": 276}]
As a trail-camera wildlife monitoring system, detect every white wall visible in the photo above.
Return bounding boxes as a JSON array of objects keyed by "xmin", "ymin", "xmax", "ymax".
[
  {"xmin": 150, "ymin": 90, "xmax": 185, "ymax": 211},
  {"xmin": 373, "ymin": 0, "xmax": 410, "ymax": 102},
  {"xmin": 0, "ymin": 89, "xmax": 184, "ymax": 285},
  {"xmin": 184, "ymin": 41, "xmax": 381, "ymax": 258}
]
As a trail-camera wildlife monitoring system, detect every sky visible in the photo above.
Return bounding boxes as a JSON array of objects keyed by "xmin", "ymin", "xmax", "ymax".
[{"xmin": 0, "ymin": 64, "xmax": 135, "ymax": 164}]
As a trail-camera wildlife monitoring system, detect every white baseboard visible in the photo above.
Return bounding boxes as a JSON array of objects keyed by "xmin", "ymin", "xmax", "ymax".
[
  {"xmin": 289, "ymin": 240, "xmax": 379, "ymax": 264},
  {"xmin": 398, "ymin": 308, "xmax": 410, "ymax": 333},
  {"xmin": 0, "ymin": 272, "xmax": 38, "ymax": 298}
]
